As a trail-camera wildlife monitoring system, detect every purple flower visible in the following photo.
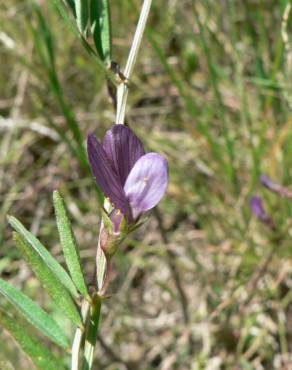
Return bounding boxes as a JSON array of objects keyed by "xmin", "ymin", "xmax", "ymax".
[
  {"xmin": 260, "ymin": 174, "xmax": 277, "ymax": 192},
  {"xmin": 250, "ymin": 196, "xmax": 276, "ymax": 230},
  {"xmin": 87, "ymin": 125, "xmax": 168, "ymax": 224},
  {"xmin": 260, "ymin": 174, "xmax": 292, "ymax": 199},
  {"xmin": 250, "ymin": 196, "xmax": 268, "ymax": 222}
]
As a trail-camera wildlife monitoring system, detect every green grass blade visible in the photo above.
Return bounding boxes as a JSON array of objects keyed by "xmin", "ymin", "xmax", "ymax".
[
  {"xmin": 0, "ymin": 279, "xmax": 69, "ymax": 349},
  {"xmin": 90, "ymin": 0, "xmax": 112, "ymax": 62},
  {"xmin": 31, "ymin": 3, "xmax": 88, "ymax": 170},
  {"xmin": 53, "ymin": 191, "xmax": 88, "ymax": 298},
  {"xmin": 75, "ymin": 0, "xmax": 89, "ymax": 34},
  {"xmin": 12, "ymin": 232, "xmax": 82, "ymax": 327},
  {"xmin": 33, "ymin": 3, "xmax": 56, "ymax": 68},
  {"xmin": 8, "ymin": 216, "xmax": 79, "ymax": 299},
  {"xmin": 0, "ymin": 308, "xmax": 66, "ymax": 370}
]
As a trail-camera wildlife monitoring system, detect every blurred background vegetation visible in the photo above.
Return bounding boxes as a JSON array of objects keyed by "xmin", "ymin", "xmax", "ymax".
[{"xmin": 0, "ymin": 0, "xmax": 292, "ymax": 369}]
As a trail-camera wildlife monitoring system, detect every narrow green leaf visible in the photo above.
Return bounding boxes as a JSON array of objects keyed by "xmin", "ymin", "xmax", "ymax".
[
  {"xmin": 90, "ymin": 0, "xmax": 103, "ymax": 59},
  {"xmin": 8, "ymin": 215, "xmax": 79, "ymax": 299},
  {"xmin": 12, "ymin": 232, "xmax": 82, "ymax": 327},
  {"xmin": 53, "ymin": 191, "xmax": 88, "ymax": 297},
  {"xmin": 32, "ymin": 3, "xmax": 56, "ymax": 68},
  {"xmin": 0, "ymin": 278, "xmax": 69, "ymax": 349},
  {"xmin": 0, "ymin": 308, "xmax": 66, "ymax": 370},
  {"xmin": 90, "ymin": 0, "xmax": 112, "ymax": 62},
  {"xmin": 99, "ymin": 0, "xmax": 111, "ymax": 63},
  {"xmin": 75, "ymin": 0, "xmax": 89, "ymax": 34}
]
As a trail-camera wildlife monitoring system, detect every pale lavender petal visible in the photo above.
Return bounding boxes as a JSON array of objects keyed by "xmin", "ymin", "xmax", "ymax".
[
  {"xmin": 87, "ymin": 133, "xmax": 130, "ymax": 216},
  {"xmin": 124, "ymin": 153, "xmax": 168, "ymax": 219},
  {"xmin": 103, "ymin": 125, "xmax": 145, "ymax": 186}
]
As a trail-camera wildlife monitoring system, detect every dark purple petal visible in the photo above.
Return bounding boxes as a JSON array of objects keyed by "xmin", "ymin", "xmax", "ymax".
[
  {"xmin": 87, "ymin": 133, "xmax": 130, "ymax": 216},
  {"xmin": 102, "ymin": 125, "xmax": 145, "ymax": 186},
  {"xmin": 124, "ymin": 153, "xmax": 168, "ymax": 219}
]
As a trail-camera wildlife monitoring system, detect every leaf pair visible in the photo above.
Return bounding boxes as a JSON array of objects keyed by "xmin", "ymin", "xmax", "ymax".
[
  {"xmin": 1, "ymin": 191, "xmax": 89, "ymax": 368},
  {"xmin": 62, "ymin": 0, "xmax": 112, "ymax": 63}
]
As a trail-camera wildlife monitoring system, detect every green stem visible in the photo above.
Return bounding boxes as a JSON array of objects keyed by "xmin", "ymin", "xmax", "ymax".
[
  {"xmin": 96, "ymin": 233, "xmax": 107, "ymax": 292},
  {"xmin": 71, "ymin": 300, "xmax": 91, "ymax": 370},
  {"xmin": 116, "ymin": 0, "xmax": 152, "ymax": 124},
  {"xmin": 82, "ymin": 295, "xmax": 102, "ymax": 370}
]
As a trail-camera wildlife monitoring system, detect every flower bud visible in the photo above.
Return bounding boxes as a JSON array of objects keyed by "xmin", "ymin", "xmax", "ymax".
[{"xmin": 100, "ymin": 210, "xmax": 127, "ymax": 258}]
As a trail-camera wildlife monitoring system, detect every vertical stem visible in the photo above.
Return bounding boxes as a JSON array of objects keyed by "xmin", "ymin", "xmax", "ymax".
[
  {"xmin": 72, "ymin": 2, "xmax": 153, "ymax": 368},
  {"xmin": 116, "ymin": 0, "xmax": 152, "ymax": 124},
  {"xmin": 96, "ymin": 224, "xmax": 108, "ymax": 292},
  {"xmin": 82, "ymin": 295, "xmax": 102, "ymax": 370},
  {"xmin": 71, "ymin": 300, "xmax": 91, "ymax": 370}
]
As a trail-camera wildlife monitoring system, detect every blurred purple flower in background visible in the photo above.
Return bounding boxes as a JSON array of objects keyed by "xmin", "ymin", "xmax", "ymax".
[
  {"xmin": 250, "ymin": 196, "xmax": 268, "ymax": 222},
  {"xmin": 260, "ymin": 174, "xmax": 277, "ymax": 192},
  {"xmin": 250, "ymin": 196, "xmax": 275, "ymax": 230},
  {"xmin": 87, "ymin": 125, "xmax": 168, "ymax": 224},
  {"xmin": 260, "ymin": 174, "xmax": 292, "ymax": 199}
]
